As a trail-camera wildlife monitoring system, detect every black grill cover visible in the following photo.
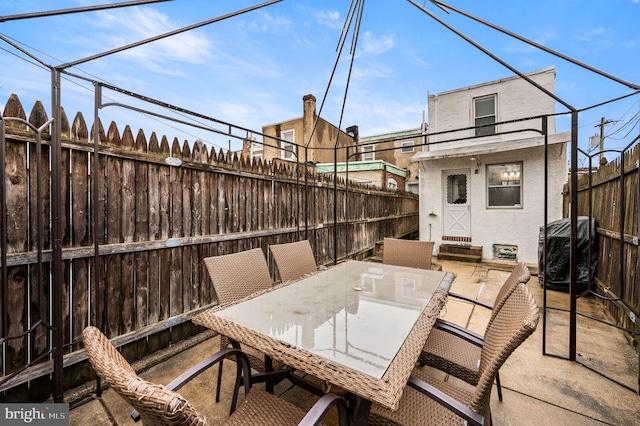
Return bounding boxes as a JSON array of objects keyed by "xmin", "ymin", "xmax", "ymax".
[{"xmin": 537, "ymin": 217, "xmax": 597, "ymax": 292}]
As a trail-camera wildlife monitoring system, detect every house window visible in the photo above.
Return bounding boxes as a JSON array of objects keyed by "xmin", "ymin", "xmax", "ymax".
[
  {"xmin": 362, "ymin": 145, "xmax": 375, "ymax": 161},
  {"xmin": 406, "ymin": 181, "xmax": 419, "ymax": 194},
  {"xmin": 400, "ymin": 141, "xmax": 414, "ymax": 153},
  {"xmin": 387, "ymin": 178, "xmax": 398, "ymax": 190},
  {"xmin": 474, "ymin": 95, "xmax": 496, "ymax": 137},
  {"xmin": 487, "ymin": 163, "xmax": 522, "ymax": 208},
  {"xmin": 251, "ymin": 142, "xmax": 263, "ymax": 160},
  {"xmin": 281, "ymin": 129, "xmax": 295, "ymax": 160}
]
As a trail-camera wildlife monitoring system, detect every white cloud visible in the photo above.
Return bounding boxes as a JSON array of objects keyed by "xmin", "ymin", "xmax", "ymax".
[
  {"xmin": 224, "ymin": 54, "xmax": 283, "ymax": 79},
  {"xmin": 316, "ymin": 9, "xmax": 343, "ymax": 30},
  {"xmin": 352, "ymin": 63, "xmax": 393, "ymax": 79},
  {"xmin": 95, "ymin": 7, "xmax": 213, "ymax": 69},
  {"xmin": 250, "ymin": 11, "xmax": 292, "ymax": 33},
  {"xmin": 574, "ymin": 26, "xmax": 608, "ymax": 42},
  {"xmin": 361, "ymin": 31, "xmax": 394, "ymax": 56},
  {"xmin": 412, "ymin": 55, "xmax": 435, "ymax": 68}
]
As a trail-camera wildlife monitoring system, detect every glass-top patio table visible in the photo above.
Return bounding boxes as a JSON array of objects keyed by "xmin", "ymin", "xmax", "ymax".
[{"xmin": 193, "ymin": 260, "xmax": 454, "ymax": 424}]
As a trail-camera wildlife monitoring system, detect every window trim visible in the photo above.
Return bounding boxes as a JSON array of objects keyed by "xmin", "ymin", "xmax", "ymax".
[
  {"xmin": 474, "ymin": 94, "xmax": 496, "ymax": 137},
  {"xmin": 362, "ymin": 144, "xmax": 375, "ymax": 161},
  {"xmin": 400, "ymin": 141, "xmax": 414, "ymax": 153},
  {"xmin": 446, "ymin": 173, "xmax": 468, "ymax": 205},
  {"xmin": 281, "ymin": 129, "xmax": 295, "ymax": 160},
  {"xmin": 486, "ymin": 162, "xmax": 523, "ymax": 209},
  {"xmin": 387, "ymin": 178, "xmax": 398, "ymax": 190}
]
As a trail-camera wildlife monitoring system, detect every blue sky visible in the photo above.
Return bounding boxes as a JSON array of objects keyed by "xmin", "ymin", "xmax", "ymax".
[{"xmin": 1, "ymin": 0, "xmax": 639, "ymax": 163}]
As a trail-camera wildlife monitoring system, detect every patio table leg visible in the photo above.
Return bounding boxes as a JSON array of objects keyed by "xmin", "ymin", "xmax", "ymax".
[
  {"xmin": 350, "ymin": 398, "xmax": 372, "ymax": 426},
  {"xmin": 265, "ymin": 356, "xmax": 274, "ymax": 394}
]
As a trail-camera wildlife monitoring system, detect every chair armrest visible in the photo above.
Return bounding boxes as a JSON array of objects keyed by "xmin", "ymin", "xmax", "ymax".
[
  {"xmin": 131, "ymin": 348, "xmax": 251, "ymax": 422},
  {"xmin": 447, "ymin": 291, "xmax": 494, "ymax": 310},
  {"xmin": 435, "ymin": 319, "xmax": 485, "ymax": 347},
  {"xmin": 299, "ymin": 393, "xmax": 350, "ymax": 426},
  {"xmin": 407, "ymin": 375, "xmax": 484, "ymax": 426}
]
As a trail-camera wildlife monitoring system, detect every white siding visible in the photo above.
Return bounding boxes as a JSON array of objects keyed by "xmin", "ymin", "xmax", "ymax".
[
  {"xmin": 427, "ymin": 67, "xmax": 557, "ymax": 149},
  {"xmin": 418, "ymin": 67, "xmax": 568, "ymax": 264}
]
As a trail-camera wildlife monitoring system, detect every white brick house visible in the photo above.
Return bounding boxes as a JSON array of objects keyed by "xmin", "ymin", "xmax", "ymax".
[{"xmin": 414, "ymin": 66, "xmax": 569, "ymax": 263}]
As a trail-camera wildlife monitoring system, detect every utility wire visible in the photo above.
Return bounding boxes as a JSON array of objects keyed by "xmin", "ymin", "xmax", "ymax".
[{"xmin": 607, "ymin": 113, "xmax": 640, "ymax": 141}]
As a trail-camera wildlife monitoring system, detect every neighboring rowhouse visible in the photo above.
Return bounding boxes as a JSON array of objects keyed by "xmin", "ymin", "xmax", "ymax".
[
  {"xmin": 358, "ymin": 127, "xmax": 425, "ymax": 194},
  {"xmin": 245, "ymin": 94, "xmax": 355, "ymax": 164},
  {"xmin": 415, "ymin": 66, "xmax": 569, "ymax": 263},
  {"xmin": 315, "ymin": 160, "xmax": 408, "ymax": 191}
]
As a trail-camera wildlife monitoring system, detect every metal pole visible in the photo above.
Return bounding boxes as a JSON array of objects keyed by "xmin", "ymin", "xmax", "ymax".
[
  {"xmin": 599, "ymin": 117, "xmax": 605, "ymax": 165},
  {"xmin": 333, "ymin": 146, "xmax": 338, "ymax": 265},
  {"xmin": 569, "ymin": 110, "xmax": 579, "ymax": 361},
  {"xmin": 619, "ymin": 150, "xmax": 626, "ymax": 303},
  {"xmin": 588, "ymin": 154, "xmax": 594, "ymax": 294},
  {"xmin": 59, "ymin": 0, "xmax": 282, "ymax": 69},
  {"xmin": 93, "ymin": 83, "xmax": 102, "ymax": 339},
  {"xmin": 0, "ymin": 118, "xmax": 7, "ymax": 343},
  {"xmin": 428, "ymin": 0, "xmax": 640, "ymax": 91},
  {"xmin": 295, "ymin": 150, "xmax": 300, "ymax": 238},
  {"xmin": 542, "ymin": 115, "xmax": 548, "ymax": 355},
  {"xmin": 345, "ymin": 146, "xmax": 349, "ymax": 259},
  {"xmin": 304, "ymin": 146, "xmax": 309, "ymax": 240},
  {"xmin": 636, "ymin": 146, "xmax": 640, "ymax": 393},
  {"xmin": 92, "ymin": 83, "xmax": 104, "ymax": 397},
  {"xmin": 50, "ymin": 67, "xmax": 64, "ymax": 402},
  {"xmin": 0, "ymin": 0, "xmax": 172, "ymax": 22}
]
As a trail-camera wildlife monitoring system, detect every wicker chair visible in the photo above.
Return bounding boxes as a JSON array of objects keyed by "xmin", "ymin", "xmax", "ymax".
[
  {"xmin": 369, "ymin": 281, "xmax": 540, "ymax": 425},
  {"xmin": 203, "ymin": 248, "xmax": 280, "ymax": 407},
  {"xmin": 269, "ymin": 240, "xmax": 324, "ymax": 283},
  {"xmin": 82, "ymin": 327, "xmax": 349, "ymax": 426},
  {"xmin": 419, "ymin": 262, "xmax": 531, "ymax": 401},
  {"xmin": 382, "ymin": 238, "xmax": 435, "ymax": 270}
]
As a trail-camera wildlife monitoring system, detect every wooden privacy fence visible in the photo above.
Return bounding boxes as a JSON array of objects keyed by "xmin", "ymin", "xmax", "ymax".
[
  {"xmin": 563, "ymin": 143, "xmax": 639, "ymax": 346},
  {"xmin": 0, "ymin": 94, "xmax": 419, "ymax": 397}
]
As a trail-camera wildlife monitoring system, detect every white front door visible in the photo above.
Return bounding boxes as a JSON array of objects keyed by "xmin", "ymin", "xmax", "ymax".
[{"xmin": 443, "ymin": 170, "xmax": 471, "ymax": 242}]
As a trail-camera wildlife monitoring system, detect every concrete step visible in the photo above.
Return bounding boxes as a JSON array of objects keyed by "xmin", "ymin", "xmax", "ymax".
[
  {"xmin": 437, "ymin": 251, "xmax": 482, "ymax": 263},
  {"xmin": 438, "ymin": 244, "xmax": 483, "ymax": 263}
]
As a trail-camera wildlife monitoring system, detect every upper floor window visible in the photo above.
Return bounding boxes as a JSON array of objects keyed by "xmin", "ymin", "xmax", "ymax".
[
  {"xmin": 400, "ymin": 141, "xmax": 414, "ymax": 153},
  {"xmin": 474, "ymin": 95, "xmax": 496, "ymax": 137},
  {"xmin": 362, "ymin": 144, "xmax": 375, "ymax": 161},
  {"xmin": 487, "ymin": 162, "xmax": 522, "ymax": 208},
  {"xmin": 281, "ymin": 129, "xmax": 295, "ymax": 160}
]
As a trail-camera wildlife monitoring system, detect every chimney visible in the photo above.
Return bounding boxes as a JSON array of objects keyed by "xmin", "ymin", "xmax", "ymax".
[
  {"xmin": 303, "ymin": 94, "xmax": 317, "ymax": 151},
  {"xmin": 303, "ymin": 94, "xmax": 316, "ymax": 117}
]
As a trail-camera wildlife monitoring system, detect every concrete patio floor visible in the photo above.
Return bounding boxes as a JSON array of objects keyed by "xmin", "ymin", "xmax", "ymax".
[{"xmin": 68, "ymin": 259, "xmax": 640, "ymax": 425}]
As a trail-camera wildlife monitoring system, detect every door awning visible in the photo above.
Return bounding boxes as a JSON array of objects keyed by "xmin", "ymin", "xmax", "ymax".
[{"xmin": 411, "ymin": 131, "xmax": 570, "ymax": 162}]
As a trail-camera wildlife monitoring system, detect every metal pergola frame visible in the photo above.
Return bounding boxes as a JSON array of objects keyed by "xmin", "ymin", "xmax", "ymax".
[
  {"xmin": 0, "ymin": 0, "xmax": 638, "ymax": 402},
  {"xmin": 409, "ymin": 0, "xmax": 640, "ymax": 394}
]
